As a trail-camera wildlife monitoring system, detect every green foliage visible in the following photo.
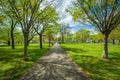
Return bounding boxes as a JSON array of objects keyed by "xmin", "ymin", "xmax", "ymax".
[
  {"xmin": 109, "ymin": 27, "xmax": 120, "ymax": 40},
  {"xmin": 14, "ymin": 29, "xmax": 23, "ymax": 43},
  {"xmin": 34, "ymin": 5, "xmax": 59, "ymax": 43},
  {"xmin": 66, "ymin": 5, "xmax": 86, "ymax": 23},
  {"xmin": 75, "ymin": 29, "xmax": 90, "ymax": 43},
  {"xmin": 61, "ymin": 43, "xmax": 120, "ymax": 80},
  {"xmin": 0, "ymin": 44, "xmax": 49, "ymax": 80},
  {"xmin": 68, "ymin": 0, "xmax": 120, "ymax": 58},
  {"xmin": 0, "ymin": 14, "xmax": 5, "ymax": 25},
  {"xmin": 0, "ymin": 26, "xmax": 22, "ymax": 43},
  {"xmin": 0, "ymin": 26, "xmax": 11, "ymax": 42},
  {"xmin": 91, "ymin": 33, "xmax": 103, "ymax": 42},
  {"xmin": 58, "ymin": 23, "xmax": 71, "ymax": 43}
]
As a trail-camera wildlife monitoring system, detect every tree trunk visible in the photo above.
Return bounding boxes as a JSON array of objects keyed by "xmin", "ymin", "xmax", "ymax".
[
  {"xmin": 27, "ymin": 41, "xmax": 29, "ymax": 46},
  {"xmin": 11, "ymin": 29, "xmax": 15, "ymax": 49},
  {"xmin": 39, "ymin": 34, "xmax": 42, "ymax": 49},
  {"xmin": 61, "ymin": 33, "xmax": 64, "ymax": 44},
  {"xmin": 49, "ymin": 35, "xmax": 50, "ymax": 47},
  {"xmin": 10, "ymin": 19, "xmax": 15, "ymax": 49},
  {"xmin": 102, "ymin": 34, "xmax": 109, "ymax": 58},
  {"xmin": 23, "ymin": 34, "xmax": 29, "ymax": 61},
  {"xmin": 8, "ymin": 39, "xmax": 11, "ymax": 46},
  {"xmin": 112, "ymin": 39, "xmax": 115, "ymax": 44}
]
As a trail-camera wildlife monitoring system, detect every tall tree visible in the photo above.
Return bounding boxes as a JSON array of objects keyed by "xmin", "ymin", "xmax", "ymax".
[
  {"xmin": 0, "ymin": 0, "xmax": 62, "ymax": 60},
  {"xmin": 6, "ymin": 0, "xmax": 45, "ymax": 61},
  {"xmin": 34, "ymin": 6, "xmax": 59, "ymax": 49},
  {"xmin": 0, "ymin": 0, "xmax": 18, "ymax": 49},
  {"xmin": 69, "ymin": 0, "xmax": 120, "ymax": 58},
  {"xmin": 10, "ymin": 17, "xmax": 17, "ymax": 49}
]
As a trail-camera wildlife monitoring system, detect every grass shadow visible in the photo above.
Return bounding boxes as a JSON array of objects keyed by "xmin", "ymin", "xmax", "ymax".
[
  {"xmin": 0, "ymin": 44, "xmax": 49, "ymax": 80},
  {"xmin": 61, "ymin": 43, "xmax": 120, "ymax": 80},
  {"xmin": 61, "ymin": 45, "xmax": 88, "ymax": 54},
  {"xmin": 71, "ymin": 54, "xmax": 120, "ymax": 80}
]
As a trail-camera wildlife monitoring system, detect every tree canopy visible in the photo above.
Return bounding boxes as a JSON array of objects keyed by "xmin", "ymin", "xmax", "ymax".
[{"xmin": 68, "ymin": 0, "xmax": 120, "ymax": 58}]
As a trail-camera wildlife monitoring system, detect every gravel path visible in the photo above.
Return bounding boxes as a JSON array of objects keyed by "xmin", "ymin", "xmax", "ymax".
[{"xmin": 21, "ymin": 43, "xmax": 89, "ymax": 80}]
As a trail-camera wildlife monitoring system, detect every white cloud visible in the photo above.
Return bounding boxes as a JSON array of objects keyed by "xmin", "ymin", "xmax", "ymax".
[
  {"xmin": 62, "ymin": 0, "xmax": 71, "ymax": 12},
  {"xmin": 60, "ymin": 15, "xmax": 72, "ymax": 23},
  {"xmin": 57, "ymin": 0, "xmax": 94, "ymax": 33},
  {"xmin": 60, "ymin": 14, "xmax": 85, "ymax": 27},
  {"xmin": 70, "ymin": 28, "xmax": 76, "ymax": 34},
  {"xmin": 57, "ymin": 0, "xmax": 83, "ymax": 28}
]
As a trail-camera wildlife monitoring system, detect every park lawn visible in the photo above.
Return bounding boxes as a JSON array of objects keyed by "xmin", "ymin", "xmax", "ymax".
[
  {"xmin": 0, "ymin": 44, "xmax": 50, "ymax": 80},
  {"xmin": 61, "ymin": 43, "xmax": 120, "ymax": 80}
]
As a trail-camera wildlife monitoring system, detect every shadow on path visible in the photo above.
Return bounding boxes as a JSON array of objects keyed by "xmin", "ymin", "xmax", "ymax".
[{"xmin": 21, "ymin": 43, "xmax": 89, "ymax": 80}]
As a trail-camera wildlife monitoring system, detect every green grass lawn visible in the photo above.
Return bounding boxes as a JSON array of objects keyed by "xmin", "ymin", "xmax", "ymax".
[
  {"xmin": 0, "ymin": 44, "xmax": 50, "ymax": 80},
  {"xmin": 61, "ymin": 43, "xmax": 120, "ymax": 80}
]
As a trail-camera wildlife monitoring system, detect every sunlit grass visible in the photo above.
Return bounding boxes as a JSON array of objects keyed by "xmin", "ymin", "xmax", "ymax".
[
  {"xmin": 0, "ymin": 44, "xmax": 50, "ymax": 80},
  {"xmin": 61, "ymin": 43, "xmax": 120, "ymax": 80}
]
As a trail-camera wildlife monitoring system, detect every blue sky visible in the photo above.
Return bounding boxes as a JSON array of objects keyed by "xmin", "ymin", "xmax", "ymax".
[{"xmin": 57, "ymin": 0, "xmax": 94, "ymax": 33}]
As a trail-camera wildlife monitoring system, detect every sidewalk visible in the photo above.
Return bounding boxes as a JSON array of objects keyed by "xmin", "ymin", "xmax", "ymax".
[{"xmin": 21, "ymin": 43, "xmax": 89, "ymax": 80}]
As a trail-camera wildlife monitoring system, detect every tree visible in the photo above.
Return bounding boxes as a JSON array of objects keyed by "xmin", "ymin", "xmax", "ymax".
[
  {"xmin": 28, "ymin": 27, "xmax": 36, "ymax": 46},
  {"xmin": 64, "ymin": 32, "xmax": 73, "ymax": 43},
  {"xmin": 34, "ymin": 6, "xmax": 59, "ymax": 49},
  {"xmin": 45, "ymin": 28, "xmax": 56, "ymax": 47},
  {"xmin": 0, "ymin": 0, "xmax": 62, "ymax": 60},
  {"xmin": 13, "ymin": 29, "xmax": 23, "ymax": 45},
  {"xmin": 0, "ymin": 6, "xmax": 7, "ymax": 42},
  {"xmin": 5, "ymin": 0, "xmax": 45, "ymax": 61},
  {"xmin": 109, "ymin": 27, "xmax": 120, "ymax": 44},
  {"xmin": 59, "ymin": 23, "xmax": 70, "ymax": 43},
  {"xmin": 90, "ymin": 32, "xmax": 103, "ymax": 43},
  {"xmin": 75, "ymin": 29, "xmax": 90, "ymax": 43},
  {"xmin": 69, "ymin": 0, "xmax": 120, "ymax": 58},
  {"xmin": 0, "ymin": 27, "xmax": 11, "ymax": 45},
  {"xmin": 0, "ymin": 0, "xmax": 18, "ymax": 49},
  {"xmin": 0, "ymin": 14, "xmax": 5, "ymax": 27},
  {"xmin": 10, "ymin": 17, "xmax": 17, "ymax": 49}
]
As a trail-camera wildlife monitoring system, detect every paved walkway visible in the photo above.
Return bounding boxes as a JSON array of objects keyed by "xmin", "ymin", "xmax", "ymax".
[{"xmin": 21, "ymin": 43, "xmax": 89, "ymax": 80}]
